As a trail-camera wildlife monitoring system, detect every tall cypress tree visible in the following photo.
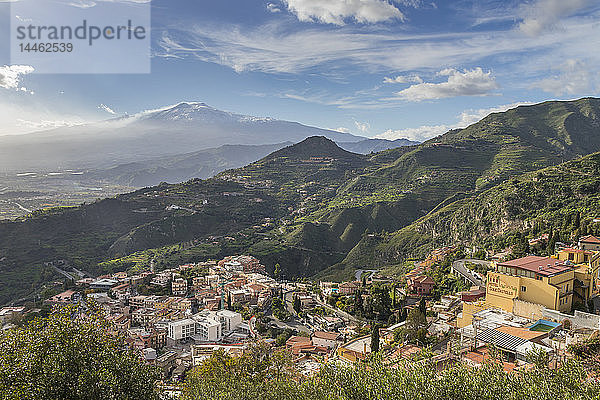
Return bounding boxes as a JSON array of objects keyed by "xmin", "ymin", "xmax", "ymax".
[
  {"xmin": 371, "ymin": 324, "xmax": 380, "ymax": 354},
  {"xmin": 419, "ymin": 297, "xmax": 427, "ymax": 315}
]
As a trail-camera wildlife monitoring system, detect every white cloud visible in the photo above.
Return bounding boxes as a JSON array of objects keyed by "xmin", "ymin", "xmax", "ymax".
[
  {"xmin": 376, "ymin": 102, "xmax": 534, "ymax": 141},
  {"xmin": 457, "ymin": 102, "xmax": 536, "ymax": 126},
  {"xmin": 532, "ymin": 59, "xmax": 597, "ymax": 95},
  {"xmin": 378, "ymin": 124, "xmax": 449, "ymax": 142},
  {"xmin": 267, "ymin": 3, "xmax": 282, "ymax": 13},
  {"xmin": 155, "ymin": 14, "xmax": 600, "ymax": 80},
  {"xmin": 0, "ymin": 65, "xmax": 34, "ymax": 92},
  {"xmin": 0, "ymin": 100, "xmax": 90, "ymax": 136},
  {"xmin": 68, "ymin": 0, "xmax": 96, "ymax": 8},
  {"xmin": 383, "ymin": 74, "xmax": 423, "ymax": 84},
  {"xmin": 98, "ymin": 104, "xmax": 117, "ymax": 115},
  {"xmin": 332, "ymin": 127, "xmax": 351, "ymax": 133},
  {"xmin": 519, "ymin": 0, "xmax": 591, "ymax": 36},
  {"xmin": 282, "ymin": 0, "xmax": 404, "ymax": 25},
  {"xmin": 394, "ymin": 68, "xmax": 498, "ymax": 101},
  {"xmin": 67, "ymin": 0, "xmax": 150, "ymax": 6},
  {"xmin": 354, "ymin": 120, "xmax": 370, "ymax": 133},
  {"xmin": 15, "ymin": 119, "xmax": 84, "ymax": 131}
]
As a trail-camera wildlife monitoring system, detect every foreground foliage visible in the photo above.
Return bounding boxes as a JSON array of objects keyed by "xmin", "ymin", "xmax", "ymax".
[
  {"xmin": 0, "ymin": 306, "xmax": 159, "ymax": 400},
  {"xmin": 183, "ymin": 344, "xmax": 600, "ymax": 400}
]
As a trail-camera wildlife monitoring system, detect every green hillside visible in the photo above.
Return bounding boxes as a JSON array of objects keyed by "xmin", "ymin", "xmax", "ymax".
[
  {"xmin": 323, "ymin": 150, "xmax": 600, "ymax": 279},
  {"xmin": 2, "ymin": 98, "xmax": 600, "ymax": 304}
]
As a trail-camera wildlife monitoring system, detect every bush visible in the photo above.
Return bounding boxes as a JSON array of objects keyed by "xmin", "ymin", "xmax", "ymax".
[
  {"xmin": 0, "ymin": 305, "xmax": 159, "ymax": 400},
  {"xmin": 183, "ymin": 346, "xmax": 600, "ymax": 400}
]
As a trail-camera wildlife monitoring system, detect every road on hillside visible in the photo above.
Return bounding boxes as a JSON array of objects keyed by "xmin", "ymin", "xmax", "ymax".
[
  {"xmin": 355, "ymin": 269, "xmax": 379, "ymax": 281},
  {"xmin": 451, "ymin": 259, "xmax": 492, "ymax": 287},
  {"xmin": 314, "ymin": 297, "xmax": 361, "ymax": 324}
]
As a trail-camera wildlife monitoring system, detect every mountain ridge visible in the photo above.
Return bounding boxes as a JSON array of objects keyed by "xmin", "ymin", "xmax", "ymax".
[
  {"xmin": 2, "ymin": 98, "xmax": 600, "ymax": 304},
  {"xmin": 0, "ymin": 102, "xmax": 364, "ymax": 172}
]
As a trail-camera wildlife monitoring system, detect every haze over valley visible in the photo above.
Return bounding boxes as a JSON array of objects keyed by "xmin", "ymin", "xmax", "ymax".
[{"xmin": 0, "ymin": 103, "xmax": 418, "ymax": 219}]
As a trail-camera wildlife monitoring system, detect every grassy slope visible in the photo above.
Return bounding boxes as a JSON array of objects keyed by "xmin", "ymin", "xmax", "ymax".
[
  {"xmin": 321, "ymin": 151, "xmax": 600, "ymax": 280},
  {"xmin": 2, "ymin": 99, "xmax": 600, "ymax": 301}
]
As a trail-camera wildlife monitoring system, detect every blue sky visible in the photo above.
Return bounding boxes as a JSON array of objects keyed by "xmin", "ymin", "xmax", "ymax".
[{"xmin": 1, "ymin": 0, "xmax": 599, "ymax": 141}]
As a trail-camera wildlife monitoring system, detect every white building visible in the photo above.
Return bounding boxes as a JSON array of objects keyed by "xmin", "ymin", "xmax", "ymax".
[
  {"xmin": 223, "ymin": 261, "xmax": 244, "ymax": 272},
  {"xmin": 151, "ymin": 272, "xmax": 172, "ymax": 287},
  {"xmin": 168, "ymin": 309, "xmax": 243, "ymax": 343},
  {"xmin": 213, "ymin": 310, "xmax": 243, "ymax": 333},
  {"xmin": 168, "ymin": 319, "xmax": 195, "ymax": 341},
  {"xmin": 90, "ymin": 278, "xmax": 119, "ymax": 290},
  {"xmin": 172, "ymin": 277, "xmax": 188, "ymax": 296},
  {"xmin": 311, "ymin": 331, "xmax": 343, "ymax": 350},
  {"xmin": 192, "ymin": 316, "xmax": 222, "ymax": 342}
]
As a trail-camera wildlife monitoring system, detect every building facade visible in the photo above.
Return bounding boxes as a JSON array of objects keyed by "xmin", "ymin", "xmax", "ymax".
[{"xmin": 486, "ymin": 256, "xmax": 574, "ymax": 313}]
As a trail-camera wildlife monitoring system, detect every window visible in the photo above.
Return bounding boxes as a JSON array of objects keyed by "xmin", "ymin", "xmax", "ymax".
[{"xmin": 521, "ymin": 286, "xmax": 527, "ymax": 292}]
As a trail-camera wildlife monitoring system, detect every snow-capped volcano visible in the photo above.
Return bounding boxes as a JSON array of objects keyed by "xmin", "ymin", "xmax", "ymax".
[
  {"xmin": 135, "ymin": 102, "xmax": 276, "ymax": 124},
  {"xmin": 0, "ymin": 102, "xmax": 363, "ymax": 171}
]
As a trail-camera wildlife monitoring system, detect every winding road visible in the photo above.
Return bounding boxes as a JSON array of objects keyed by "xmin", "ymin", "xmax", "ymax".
[{"xmin": 451, "ymin": 259, "xmax": 491, "ymax": 287}]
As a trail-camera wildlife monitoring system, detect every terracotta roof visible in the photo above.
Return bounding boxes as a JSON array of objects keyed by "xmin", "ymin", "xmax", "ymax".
[
  {"xmin": 463, "ymin": 347, "xmax": 517, "ymax": 373},
  {"xmin": 412, "ymin": 275, "xmax": 435, "ymax": 284},
  {"xmin": 580, "ymin": 235, "xmax": 600, "ymax": 244},
  {"xmin": 496, "ymin": 326, "xmax": 547, "ymax": 341},
  {"xmin": 247, "ymin": 283, "xmax": 267, "ymax": 291},
  {"xmin": 286, "ymin": 335, "xmax": 311, "ymax": 346},
  {"xmin": 312, "ymin": 331, "xmax": 342, "ymax": 341},
  {"xmin": 339, "ymin": 281, "xmax": 360, "ymax": 288},
  {"xmin": 498, "ymin": 256, "xmax": 572, "ymax": 277}
]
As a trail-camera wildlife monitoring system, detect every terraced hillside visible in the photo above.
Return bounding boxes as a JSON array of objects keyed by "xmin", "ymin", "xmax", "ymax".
[
  {"xmin": 2, "ymin": 98, "xmax": 600, "ymax": 304},
  {"xmin": 323, "ymin": 151, "xmax": 600, "ymax": 279}
]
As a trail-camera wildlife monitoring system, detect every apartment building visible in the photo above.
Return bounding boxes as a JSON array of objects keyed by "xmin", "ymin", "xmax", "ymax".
[
  {"xmin": 172, "ymin": 277, "xmax": 188, "ymax": 296},
  {"xmin": 167, "ymin": 319, "xmax": 195, "ymax": 341},
  {"xmin": 486, "ymin": 256, "xmax": 574, "ymax": 313}
]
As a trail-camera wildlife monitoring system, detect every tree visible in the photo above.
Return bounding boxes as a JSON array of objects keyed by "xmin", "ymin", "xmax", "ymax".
[
  {"xmin": 0, "ymin": 305, "xmax": 159, "ymax": 400},
  {"xmin": 418, "ymin": 297, "xmax": 427, "ymax": 315},
  {"xmin": 387, "ymin": 313, "xmax": 396, "ymax": 326},
  {"xmin": 371, "ymin": 324, "xmax": 380, "ymax": 354},
  {"xmin": 353, "ymin": 290, "xmax": 364, "ymax": 318},
  {"xmin": 182, "ymin": 343, "xmax": 300, "ymax": 400},
  {"xmin": 293, "ymin": 295, "xmax": 301, "ymax": 314},
  {"xmin": 574, "ymin": 211, "xmax": 581, "ymax": 229},
  {"xmin": 274, "ymin": 263, "xmax": 281, "ymax": 279},
  {"xmin": 181, "ymin": 341, "xmax": 600, "ymax": 400},
  {"xmin": 547, "ymin": 227, "xmax": 555, "ymax": 255},
  {"xmin": 405, "ymin": 307, "xmax": 428, "ymax": 345},
  {"xmin": 370, "ymin": 284, "xmax": 392, "ymax": 321}
]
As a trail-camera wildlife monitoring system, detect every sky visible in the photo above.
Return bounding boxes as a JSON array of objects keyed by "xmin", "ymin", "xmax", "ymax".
[{"xmin": 0, "ymin": 0, "xmax": 599, "ymax": 141}]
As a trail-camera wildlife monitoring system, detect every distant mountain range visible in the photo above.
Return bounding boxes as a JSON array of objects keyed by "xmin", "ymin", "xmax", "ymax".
[
  {"xmin": 2, "ymin": 98, "xmax": 599, "ymax": 305},
  {"xmin": 0, "ymin": 102, "xmax": 415, "ymax": 174},
  {"xmin": 0, "ymin": 102, "xmax": 418, "ymax": 187},
  {"xmin": 89, "ymin": 143, "xmax": 293, "ymax": 187},
  {"xmin": 90, "ymin": 138, "xmax": 419, "ymax": 187}
]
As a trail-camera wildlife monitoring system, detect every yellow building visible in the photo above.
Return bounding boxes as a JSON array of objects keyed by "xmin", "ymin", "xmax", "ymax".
[
  {"xmin": 556, "ymin": 247, "xmax": 600, "ymax": 304},
  {"xmin": 485, "ymin": 256, "xmax": 574, "ymax": 314}
]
